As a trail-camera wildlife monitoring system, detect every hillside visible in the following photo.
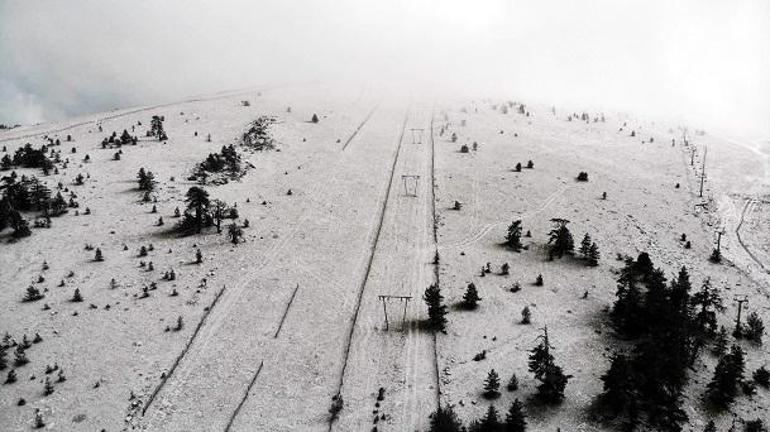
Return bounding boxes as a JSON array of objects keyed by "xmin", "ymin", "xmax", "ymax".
[{"xmin": 1, "ymin": 84, "xmax": 768, "ymax": 431}]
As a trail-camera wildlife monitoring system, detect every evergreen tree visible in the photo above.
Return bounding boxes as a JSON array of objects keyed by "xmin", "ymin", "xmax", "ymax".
[
  {"xmin": 150, "ymin": 115, "xmax": 167, "ymax": 140},
  {"xmin": 503, "ymin": 399, "xmax": 526, "ymax": 432},
  {"xmin": 745, "ymin": 419, "xmax": 766, "ymax": 432},
  {"xmin": 33, "ymin": 408, "xmax": 45, "ymax": 428},
  {"xmin": 424, "ymin": 284, "xmax": 447, "ymax": 331},
  {"xmin": 23, "ymin": 285, "xmax": 44, "ymax": 302},
  {"xmin": 703, "ymin": 421, "xmax": 716, "ymax": 432},
  {"xmin": 753, "ymin": 366, "xmax": 770, "ymax": 388},
  {"xmin": 483, "ymin": 369, "xmax": 501, "ymax": 398},
  {"xmin": 506, "ymin": 373, "xmax": 518, "ymax": 391},
  {"xmin": 94, "ymin": 248, "xmax": 104, "ymax": 261},
  {"xmin": 227, "ymin": 223, "xmax": 243, "ymax": 244},
  {"xmin": 195, "ymin": 248, "xmax": 203, "ymax": 264},
  {"xmin": 427, "ymin": 405, "xmax": 464, "ymax": 432},
  {"xmin": 0, "ymin": 346, "xmax": 7, "ymax": 370},
  {"xmin": 505, "ymin": 220, "xmax": 523, "ymax": 251},
  {"xmin": 579, "ymin": 233, "xmax": 592, "ymax": 258},
  {"xmin": 528, "ymin": 326, "xmax": 570, "ymax": 403},
  {"xmin": 43, "ymin": 377, "xmax": 54, "ymax": 395},
  {"xmin": 470, "ymin": 405, "xmax": 501, "ymax": 432},
  {"xmin": 71, "ymin": 288, "xmax": 83, "ymax": 302},
  {"xmin": 463, "ymin": 282, "xmax": 481, "ymax": 309},
  {"xmin": 180, "ymin": 186, "xmax": 212, "ymax": 234},
  {"xmin": 520, "ymin": 306, "xmax": 531, "ymax": 324},
  {"xmin": 547, "ymin": 218, "xmax": 574, "ymax": 260},
  {"xmin": 587, "ymin": 243, "xmax": 600, "ymax": 266},
  {"xmin": 691, "ymin": 278, "xmax": 724, "ymax": 339},
  {"xmin": 706, "ymin": 344, "xmax": 745, "ymax": 408},
  {"xmin": 137, "ymin": 168, "xmax": 156, "ymax": 191},
  {"xmin": 713, "ymin": 326, "xmax": 729, "ymax": 357},
  {"xmin": 599, "ymin": 353, "xmax": 636, "ymax": 415},
  {"xmin": 14, "ymin": 345, "xmax": 28, "ymax": 366},
  {"xmin": 311, "ymin": 113, "xmax": 319, "ymax": 123},
  {"xmin": 745, "ymin": 312, "xmax": 764, "ymax": 344}
]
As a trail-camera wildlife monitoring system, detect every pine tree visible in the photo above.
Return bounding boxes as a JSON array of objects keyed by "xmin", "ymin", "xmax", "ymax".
[
  {"xmin": 137, "ymin": 168, "xmax": 156, "ymax": 191},
  {"xmin": 427, "ymin": 405, "xmax": 463, "ymax": 432},
  {"xmin": 14, "ymin": 345, "xmax": 28, "ymax": 366},
  {"xmin": 587, "ymin": 243, "xmax": 600, "ymax": 266},
  {"xmin": 753, "ymin": 366, "xmax": 770, "ymax": 388},
  {"xmin": 528, "ymin": 326, "xmax": 570, "ymax": 404},
  {"xmin": 43, "ymin": 377, "xmax": 54, "ymax": 395},
  {"xmin": 181, "ymin": 186, "xmax": 212, "ymax": 234},
  {"xmin": 0, "ymin": 346, "xmax": 7, "ymax": 370},
  {"xmin": 311, "ymin": 113, "xmax": 319, "ymax": 123},
  {"xmin": 706, "ymin": 344, "xmax": 745, "ymax": 408},
  {"xmin": 713, "ymin": 326, "xmax": 729, "ymax": 357},
  {"xmin": 23, "ymin": 285, "xmax": 44, "ymax": 302},
  {"xmin": 94, "ymin": 248, "xmax": 104, "ymax": 261},
  {"xmin": 547, "ymin": 218, "xmax": 574, "ymax": 260},
  {"xmin": 423, "ymin": 284, "xmax": 447, "ymax": 331},
  {"xmin": 5, "ymin": 369, "xmax": 17, "ymax": 383},
  {"xmin": 599, "ymin": 353, "xmax": 635, "ymax": 414},
  {"xmin": 691, "ymin": 278, "xmax": 724, "ymax": 339},
  {"xmin": 745, "ymin": 312, "xmax": 765, "ymax": 344},
  {"xmin": 471, "ymin": 405, "xmax": 500, "ymax": 432},
  {"xmin": 506, "ymin": 373, "xmax": 519, "ymax": 391},
  {"xmin": 483, "ymin": 369, "xmax": 500, "ymax": 398},
  {"xmin": 463, "ymin": 282, "xmax": 481, "ymax": 309},
  {"xmin": 195, "ymin": 248, "xmax": 203, "ymax": 264},
  {"xmin": 520, "ymin": 306, "xmax": 531, "ymax": 324},
  {"xmin": 579, "ymin": 233, "xmax": 592, "ymax": 258},
  {"xmin": 703, "ymin": 421, "xmax": 716, "ymax": 432},
  {"xmin": 71, "ymin": 288, "xmax": 83, "ymax": 302},
  {"xmin": 505, "ymin": 220, "xmax": 523, "ymax": 251},
  {"xmin": 33, "ymin": 408, "xmax": 45, "ymax": 428},
  {"xmin": 503, "ymin": 399, "xmax": 526, "ymax": 432},
  {"xmin": 228, "ymin": 223, "xmax": 243, "ymax": 244}
]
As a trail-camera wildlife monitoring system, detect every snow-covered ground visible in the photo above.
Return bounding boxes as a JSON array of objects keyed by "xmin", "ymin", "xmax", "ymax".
[{"xmin": 1, "ymin": 84, "xmax": 767, "ymax": 431}]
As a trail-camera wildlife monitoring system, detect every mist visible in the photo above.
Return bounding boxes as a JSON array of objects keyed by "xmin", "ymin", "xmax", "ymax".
[{"xmin": 1, "ymin": 0, "xmax": 768, "ymax": 137}]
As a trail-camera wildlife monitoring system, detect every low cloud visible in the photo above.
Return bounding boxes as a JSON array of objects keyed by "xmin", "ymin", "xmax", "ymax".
[{"xmin": 1, "ymin": 0, "xmax": 768, "ymax": 136}]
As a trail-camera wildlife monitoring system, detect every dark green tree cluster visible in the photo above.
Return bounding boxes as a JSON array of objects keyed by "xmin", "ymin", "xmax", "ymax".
[
  {"xmin": 547, "ymin": 218, "xmax": 574, "ymax": 260},
  {"xmin": 197, "ymin": 145, "xmax": 241, "ymax": 176},
  {"xmin": 241, "ymin": 116, "xmax": 276, "ymax": 150},
  {"xmin": 603, "ymin": 253, "xmax": 725, "ymax": 430},
  {"xmin": 1, "ymin": 174, "xmax": 73, "ymax": 238},
  {"xmin": 101, "ymin": 129, "xmax": 137, "ymax": 148},
  {"xmin": 427, "ymin": 401, "xmax": 527, "ymax": 432},
  {"xmin": 3, "ymin": 144, "xmax": 54, "ymax": 173}
]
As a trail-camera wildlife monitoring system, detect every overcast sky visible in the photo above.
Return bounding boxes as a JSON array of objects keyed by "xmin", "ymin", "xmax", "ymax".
[{"xmin": 1, "ymin": 0, "xmax": 768, "ymax": 137}]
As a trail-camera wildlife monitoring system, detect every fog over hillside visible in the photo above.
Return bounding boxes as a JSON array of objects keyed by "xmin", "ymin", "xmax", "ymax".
[{"xmin": 1, "ymin": 0, "xmax": 769, "ymax": 137}]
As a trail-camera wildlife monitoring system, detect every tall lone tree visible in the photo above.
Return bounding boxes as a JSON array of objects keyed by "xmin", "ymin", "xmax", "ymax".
[
  {"xmin": 181, "ymin": 186, "xmax": 211, "ymax": 234},
  {"xmin": 505, "ymin": 220, "xmax": 523, "ymax": 251},
  {"xmin": 528, "ymin": 326, "xmax": 570, "ymax": 404},
  {"xmin": 547, "ymin": 218, "xmax": 574, "ymax": 260},
  {"xmin": 423, "ymin": 284, "xmax": 447, "ymax": 331}
]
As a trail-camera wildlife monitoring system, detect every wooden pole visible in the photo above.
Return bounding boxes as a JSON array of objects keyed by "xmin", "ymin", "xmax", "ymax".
[
  {"xmin": 699, "ymin": 146, "xmax": 708, "ymax": 197},
  {"xmin": 381, "ymin": 297, "xmax": 389, "ymax": 331}
]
